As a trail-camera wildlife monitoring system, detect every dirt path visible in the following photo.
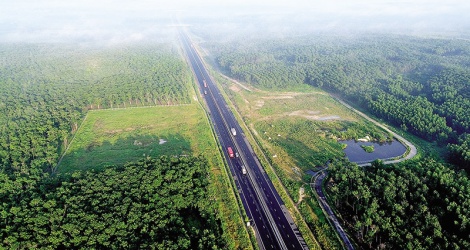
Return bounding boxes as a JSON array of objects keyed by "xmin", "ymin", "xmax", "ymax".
[
  {"xmin": 332, "ymin": 96, "xmax": 417, "ymax": 166},
  {"xmin": 220, "ymin": 74, "xmax": 253, "ymax": 92},
  {"xmin": 221, "ymin": 73, "xmax": 329, "ymax": 97}
]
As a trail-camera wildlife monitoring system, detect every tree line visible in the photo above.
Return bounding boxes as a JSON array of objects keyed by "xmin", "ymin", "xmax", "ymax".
[
  {"xmin": 0, "ymin": 156, "xmax": 225, "ymax": 249},
  {"xmin": 327, "ymin": 159, "xmax": 470, "ymax": 249}
]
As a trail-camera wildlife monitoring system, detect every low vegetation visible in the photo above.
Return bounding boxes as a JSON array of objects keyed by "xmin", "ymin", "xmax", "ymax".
[
  {"xmin": 59, "ymin": 105, "xmax": 213, "ymax": 173},
  {"xmin": 360, "ymin": 145, "xmax": 375, "ymax": 153},
  {"xmin": 214, "ymin": 81, "xmax": 391, "ymax": 175}
]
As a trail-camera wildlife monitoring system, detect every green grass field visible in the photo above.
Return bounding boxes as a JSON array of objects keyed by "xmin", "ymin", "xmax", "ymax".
[
  {"xmin": 59, "ymin": 105, "xmax": 215, "ymax": 173},
  {"xmin": 255, "ymin": 118, "xmax": 346, "ymax": 171}
]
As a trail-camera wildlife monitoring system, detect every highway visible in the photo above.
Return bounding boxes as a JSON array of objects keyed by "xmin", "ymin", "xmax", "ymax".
[{"xmin": 179, "ymin": 30, "xmax": 307, "ymax": 250}]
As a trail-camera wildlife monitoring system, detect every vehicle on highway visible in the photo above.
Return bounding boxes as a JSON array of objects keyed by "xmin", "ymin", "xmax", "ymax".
[
  {"xmin": 231, "ymin": 127, "xmax": 237, "ymax": 136},
  {"xmin": 204, "ymin": 90, "xmax": 207, "ymax": 95},
  {"xmin": 203, "ymin": 80, "xmax": 207, "ymax": 88},
  {"xmin": 242, "ymin": 165, "xmax": 247, "ymax": 175},
  {"xmin": 180, "ymin": 31, "xmax": 306, "ymax": 250},
  {"xmin": 227, "ymin": 147, "xmax": 235, "ymax": 158}
]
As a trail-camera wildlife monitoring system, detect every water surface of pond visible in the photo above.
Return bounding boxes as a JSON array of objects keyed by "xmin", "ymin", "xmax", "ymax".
[{"xmin": 342, "ymin": 139, "xmax": 406, "ymax": 163}]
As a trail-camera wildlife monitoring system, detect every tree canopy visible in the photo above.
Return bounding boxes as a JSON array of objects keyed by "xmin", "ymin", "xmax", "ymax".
[
  {"xmin": 327, "ymin": 159, "xmax": 470, "ymax": 249},
  {"xmin": 0, "ymin": 156, "xmax": 225, "ymax": 249}
]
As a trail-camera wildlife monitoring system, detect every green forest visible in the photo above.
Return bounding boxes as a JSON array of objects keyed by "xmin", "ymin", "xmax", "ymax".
[
  {"xmin": 206, "ymin": 34, "xmax": 470, "ymax": 249},
  {"xmin": 0, "ymin": 156, "xmax": 223, "ymax": 249},
  {"xmin": 328, "ymin": 159, "xmax": 470, "ymax": 249},
  {"xmin": 2, "ymin": 32, "xmax": 470, "ymax": 248},
  {"xmin": 210, "ymin": 35, "xmax": 470, "ymax": 169},
  {"xmin": 0, "ymin": 43, "xmax": 229, "ymax": 248}
]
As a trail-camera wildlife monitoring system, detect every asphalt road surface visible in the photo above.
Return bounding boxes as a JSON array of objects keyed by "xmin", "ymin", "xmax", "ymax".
[
  {"xmin": 179, "ymin": 31, "xmax": 307, "ymax": 250},
  {"xmin": 313, "ymin": 171, "xmax": 354, "ymax": 250}
]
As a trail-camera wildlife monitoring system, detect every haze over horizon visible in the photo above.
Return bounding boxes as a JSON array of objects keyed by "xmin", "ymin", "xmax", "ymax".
[{"xmin": 1, "ymin": 0, "xmax": 469, "ymax": 43}]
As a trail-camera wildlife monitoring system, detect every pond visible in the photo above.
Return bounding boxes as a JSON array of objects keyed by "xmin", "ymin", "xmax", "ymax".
[{"xmin": 342, "ymin": 139, "xmax": 406, "ymax": 164}]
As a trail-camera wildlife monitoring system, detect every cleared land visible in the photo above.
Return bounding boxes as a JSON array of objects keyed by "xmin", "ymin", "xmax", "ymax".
[
  {"xmin": 59, "ymin": 105, "xmax": 214, "ymax": 173},
  {"xmin": 221, "ymin": 77, "xmax": 391, "ymax": 179}
]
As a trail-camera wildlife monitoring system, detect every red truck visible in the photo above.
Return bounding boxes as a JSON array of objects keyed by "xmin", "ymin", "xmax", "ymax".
[{"xmin": 227, "ymin": 147, "xmax": 234, "ymax": 158}]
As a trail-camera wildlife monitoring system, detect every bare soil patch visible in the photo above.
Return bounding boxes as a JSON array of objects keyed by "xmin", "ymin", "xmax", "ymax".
[
  {"xmin": 262, "ymin": 95, "xmax": 294, "ymax": 99},
  {"xmin": 229, "ymin": 84, "xmax": 241, "ymax": 92},
  {"xmin": 288, "ymin": 110, "xmax": 341, "ymax": 121},
  {"xmin": 255, "ymin": 100, "xmax": 265, "ymax": 108}
]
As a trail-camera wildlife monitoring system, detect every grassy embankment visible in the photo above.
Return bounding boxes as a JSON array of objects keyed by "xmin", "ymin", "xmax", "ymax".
[{"xmin": 59, "ymin": 103, "xmax": 253, "ymax": 249}]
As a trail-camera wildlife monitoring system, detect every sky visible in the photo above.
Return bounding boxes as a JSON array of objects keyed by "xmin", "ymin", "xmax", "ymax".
[{"xmin": 1, "ymin": 0, "xmax": 469, "ymax": 43}]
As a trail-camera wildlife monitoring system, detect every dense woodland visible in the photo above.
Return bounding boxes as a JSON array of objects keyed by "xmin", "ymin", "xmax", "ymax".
[
  {"xmin": 0, "ymin": 156, "xmax": 224, "ymax": 249},
  {"xmin": 328, "ymin": 159, "xmax": 470, "ymax": 249},
  {"xmin": 209, "ymin": 35, "xmax": 470, "ymax": 169},
  {"xmin": 0, "ymin": 43, "xmax": 192, "ymax": 176},
  {"xmin": 0, "ymin": 43, "xmax": 228, "ymax": 247}
]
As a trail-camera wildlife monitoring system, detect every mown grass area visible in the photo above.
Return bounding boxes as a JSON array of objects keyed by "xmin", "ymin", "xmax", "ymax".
[
  {"xmin": 59, "ymin": 105, "xmax": 214, "ymax": 172},
  {"xmin": 257, "ymin": 93, "xmax": 356, "ymax": 120}
]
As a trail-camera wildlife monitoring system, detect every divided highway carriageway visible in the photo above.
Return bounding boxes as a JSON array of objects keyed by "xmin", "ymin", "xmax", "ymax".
[{"xmin": 179, "ymin": 30, "xmax": 308, "ymax": 250}]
